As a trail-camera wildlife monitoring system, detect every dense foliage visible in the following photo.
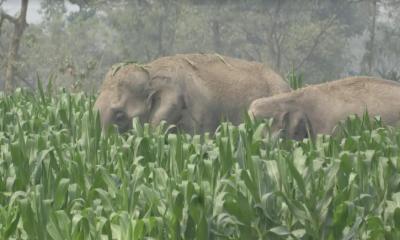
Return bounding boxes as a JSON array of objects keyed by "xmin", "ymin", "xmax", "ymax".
[{"xmin": 0, "ymin": 87, "xmax": 399, "ymax": 239}]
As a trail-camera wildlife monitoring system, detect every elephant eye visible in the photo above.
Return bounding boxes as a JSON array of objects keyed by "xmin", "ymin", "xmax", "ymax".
[{"xmin": 113, "ymin": 110, "xmax": 126, "ymax": 122}]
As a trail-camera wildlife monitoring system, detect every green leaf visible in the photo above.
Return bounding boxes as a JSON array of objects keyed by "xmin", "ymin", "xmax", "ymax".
[
  {"xmin": 196, "ymin": 215, "xmax": 208, "ymax": 240},
  {"xmin": 269, "ymin": 226, "xmax": 290, "ymax": 236},
  {"xmin": 133, "ymin": 219, "xmax": 144, "ymax": 239},
  {"xmin": 4, "ymin": 213, "xmax": 20, "ymax": 239},
  {"xmin": 54, "ymin": 178, "xmax": 70, "ymax": 209},
  {"xmin": 240, "ymin": 170, "xmax": 260, "ymax": 203},
  {"xmin": 393, "ymin": 208, "xmax": 400, "ymax": 229},
  {"xmin": 287, "ymin": 156, "xmax": 306, "ymax": 196}
]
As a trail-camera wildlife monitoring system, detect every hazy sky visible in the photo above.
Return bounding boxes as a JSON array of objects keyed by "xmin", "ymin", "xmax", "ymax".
[{"xmin": 1, "ymin": 0, "xmax": 79, "ymax": 24}]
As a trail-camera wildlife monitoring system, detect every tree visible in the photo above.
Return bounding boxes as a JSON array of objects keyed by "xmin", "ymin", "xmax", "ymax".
[
  {"xmin": 0, "ymin": 0, "xmax": 28, "ymax": 93},
  {"xmin": 375, "ymin": 1, "xmax": 400, "ymax": 80},
  {"xmin": 360, "ymin": 0, "xmax": 378, "ymax": 74},
  {"xmin": 232, "ymin": 0, "xmax": 367, "ymax": 82},
  {"xmin": 359, "ymin": 0, "xmax": 400, "ymax": 77}
]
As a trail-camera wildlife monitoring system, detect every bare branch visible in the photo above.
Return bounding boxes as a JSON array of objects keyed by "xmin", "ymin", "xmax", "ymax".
[
  {"xmin": 15, "ymin": 72, "xmax": 34, "ymax": 89},
  {"xmin": 0, "ymin": 10, "xmax": 17, "ymax": 24},
  {"xmin": 294, "ymin": 16, "xmax": 337, "ymax": 72}
]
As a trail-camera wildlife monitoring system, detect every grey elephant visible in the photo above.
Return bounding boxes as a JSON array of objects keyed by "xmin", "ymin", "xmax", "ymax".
[
  {"xmin": 248, "ymin": 76, "xmax": 400, "ymax": 140},
  {"xmin": 94, "ymin": 53, "xmax": 291, "ymax": 133}
]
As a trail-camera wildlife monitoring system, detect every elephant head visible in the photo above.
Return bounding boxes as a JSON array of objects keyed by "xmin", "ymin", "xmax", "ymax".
[
  {"xmin": 94, "ymin": 64, "xmax": 185, "ymax": 133},
  {"xmin": 248, "ymin": 98, "xmax": 313, "ymax": 140}
]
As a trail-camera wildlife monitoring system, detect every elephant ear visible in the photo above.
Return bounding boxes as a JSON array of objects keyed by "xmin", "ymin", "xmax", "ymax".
[
  {"xmin": 144, "ymin": 73, "xmax": 170, "ymax": 121},
  {"xmin": 144, "ymin": 68, "xmax": 189, "ymax": 129},
  {"xmin": 145, "ymin": 80, "xmax": 186, "ymax": 128},
  {"xmin": 145, "ymin": 89, "xmax": 164, "ymax": 125},
  {"xmin": 146, "ymin": 89, "xmax": 160, "ymax": 112}
]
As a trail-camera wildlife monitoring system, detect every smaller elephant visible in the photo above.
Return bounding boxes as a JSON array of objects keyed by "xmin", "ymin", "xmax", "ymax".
[{"xmin": 248, "ymin": 76, "xmax": 400, "ymax": 140}]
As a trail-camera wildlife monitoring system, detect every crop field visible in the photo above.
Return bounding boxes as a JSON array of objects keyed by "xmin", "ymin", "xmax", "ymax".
[{"xmin": 0, "ymin": 87, "xmax": 400, "ymax": 239}]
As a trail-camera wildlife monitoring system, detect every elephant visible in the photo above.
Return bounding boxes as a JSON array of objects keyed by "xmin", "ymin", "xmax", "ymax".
[
  {"xmin": 248, "ymin": 76, "xmax": 400, "ymax": 140},
  {"xmin": 94, "ymin": 53, "xmax": 291, "ymax": 134}
]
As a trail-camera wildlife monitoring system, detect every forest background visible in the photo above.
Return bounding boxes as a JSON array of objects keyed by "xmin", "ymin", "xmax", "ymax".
[{"xmin": 0, "ymin": 0, "xmax": 400, "ymax": 92}]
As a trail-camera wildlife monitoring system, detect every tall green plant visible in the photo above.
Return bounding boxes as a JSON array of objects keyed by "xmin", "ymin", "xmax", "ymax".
[
  {"xmin": 0, "ymin": 88, "xmax": 399, "ymax": 239},
  {"xmin": 287, "ymin": 68, "xmax": 304, "ymax": 90}
]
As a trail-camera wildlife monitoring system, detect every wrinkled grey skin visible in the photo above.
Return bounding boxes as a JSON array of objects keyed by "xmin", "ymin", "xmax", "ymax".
[
  {"xmin": 94, "ymin": 53, "xmax": 291, "ymax": 134},
  {"xmin": 249, "ymin": 76, "xmax": 400, "ymax": 140}
]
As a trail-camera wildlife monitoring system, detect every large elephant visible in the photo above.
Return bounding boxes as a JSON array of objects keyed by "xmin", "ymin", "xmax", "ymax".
[
  {"xmin": 94, "ymin": 53, "xmax": 291, "ymax": 133},
  {"xmin": 248, "ymin": 76, "xmax": 400, "ymax": 140}
]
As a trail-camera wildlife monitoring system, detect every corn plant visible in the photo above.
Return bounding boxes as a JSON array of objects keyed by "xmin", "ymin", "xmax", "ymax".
[
  {"xmin": 0, "ymin": 87, "xmax": 399, "ymax": 239},
  {"xmin": 287, "ymin": 68, "xmax": 304, "ymax": 90}
]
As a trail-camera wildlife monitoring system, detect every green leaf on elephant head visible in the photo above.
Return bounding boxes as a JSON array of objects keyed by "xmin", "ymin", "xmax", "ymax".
[
  {"xmin": 111, "ymin": 61, "xmax": 136, "ymax": 76},
  {"xmin": 111, "ymin": 61, "xmax": 148, "ymax": 76}
]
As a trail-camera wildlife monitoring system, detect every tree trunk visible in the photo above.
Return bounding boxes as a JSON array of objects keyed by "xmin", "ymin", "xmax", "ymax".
[
  {"xmin": 3, "ymin": 0, "xmax": 28, "ymax": 94},
  {"xmin": 156, "ymin": 0, "xmax": 170, "ymax": 58},
  {"xmin": 157, "ymin": 15, "xmax": 164, "ymax": 57},
  {"xmin": 211, "ymin": 1, "xmax": 222, "ymax": 53},
  {"xmin": 0, "ymin": 15, "xmax": 4, "ymax": 38},
  {"xmin": 367, "ymin": 0, "xmax": 378, "ymax": 74},
  {"xmin": 275, "ymin": 35, "xmax": 282, "ymax": 71},
  {"xmin": 212, "ymin": 20, "xmax": 222, "ymax": 52},
  {"xmin": 266, "ymin": 0, "xmax": 283, "ymax": 71}
]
